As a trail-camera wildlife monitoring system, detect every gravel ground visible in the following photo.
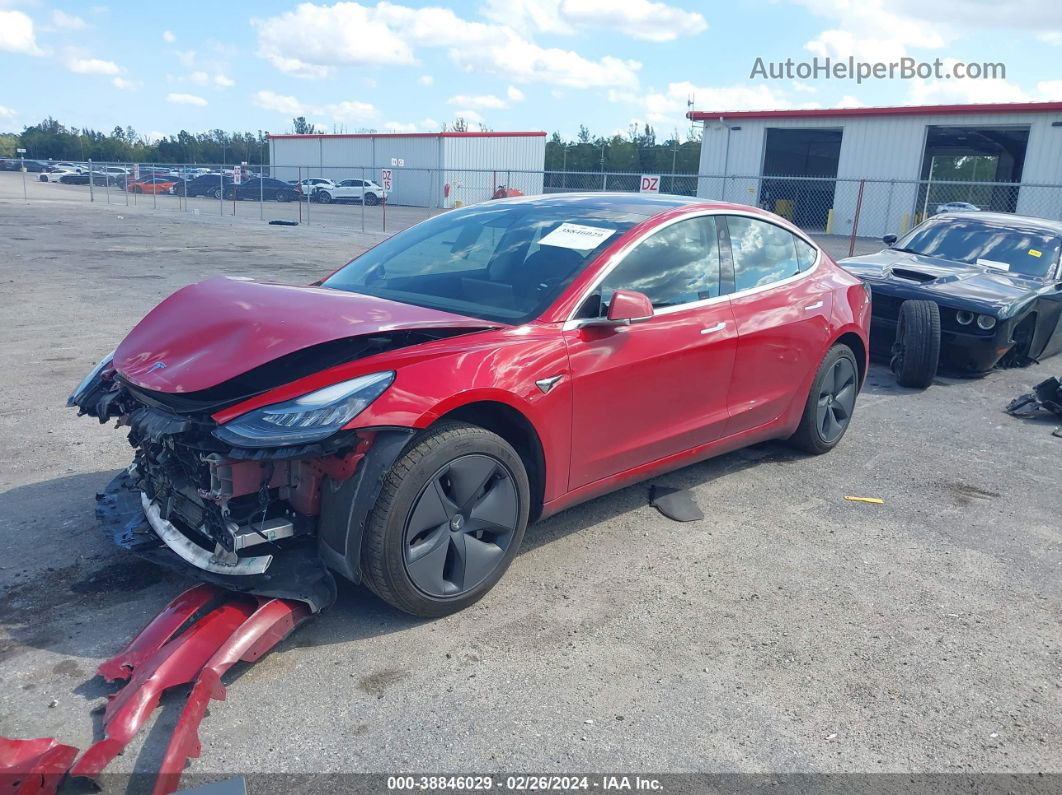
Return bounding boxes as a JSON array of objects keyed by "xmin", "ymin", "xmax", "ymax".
[{"xmin": 0, "ymin": 173, "xmax": 1059, "ymax": 787}]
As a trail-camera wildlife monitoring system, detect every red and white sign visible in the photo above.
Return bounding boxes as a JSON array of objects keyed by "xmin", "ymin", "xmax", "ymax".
[
  {"xmin": 232, "ymin": 167, "xmax": 242, "ymax": 185},
  {"xmin": 381, "ymin": 168, "xmax": 393, "ymax": 191},
  {"xmin": 639, "ymin": 174, "xmax": 660, "ymax": 193}
]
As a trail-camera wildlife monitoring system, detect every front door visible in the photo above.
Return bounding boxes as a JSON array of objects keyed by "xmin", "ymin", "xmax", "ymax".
[{"xmin": 564, "ymin": 214, "xmax": 737, "ymax": 490}]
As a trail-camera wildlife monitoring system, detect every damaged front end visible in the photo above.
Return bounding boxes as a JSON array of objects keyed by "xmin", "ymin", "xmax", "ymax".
[{"xmin": 68, "ymin": 344, "xmax": 421, "ymax": 613}]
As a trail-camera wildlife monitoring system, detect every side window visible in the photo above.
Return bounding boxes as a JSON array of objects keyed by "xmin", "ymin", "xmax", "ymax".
[
  {"xmin": 796, "ymin": 237, "xmax": 818, "ymax": 271},
  {"xmin": 727, "ymin": 216, "xmax": 805, "ymax": 291},
  {"xmin": 597, "ymin": 216, "xmax": 721, "ymax": 311}
]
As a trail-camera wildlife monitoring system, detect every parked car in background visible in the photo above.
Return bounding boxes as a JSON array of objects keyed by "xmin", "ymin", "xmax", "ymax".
[
  {"xmin": 70, "ymin": 193, "xmax": 869, "ymax": 617},
  {"xmin": 295, "ymin": 178, "xmax": 336, "ymax": 199},
  {"xmin": 59, "ymin": 171, "xmax": 122, "ymax": 186},
  {"xmin": 840, "ymin": 212, "xmax": 1062, "ymax": 387},
  {"xmin": 39, "ymin": 167, "xmax": 79, "ymax": 183},
  {"xmin": 127, "ymin": 177, "xmax": 177, "ymax": 194},
  {"xmin": 311, "ymin": 178, "xmax": 387, "ymax": 205},
  {"xmin": 224, "ymin": 177, "xmax": 299, "ymax": 201},
  {"xmin": 934, "ymin": 201, "xmax": 980, "ymax": 215},
  {"xmin": 168, "ymin": 173, "xmax": 233, "ymax": 198}
]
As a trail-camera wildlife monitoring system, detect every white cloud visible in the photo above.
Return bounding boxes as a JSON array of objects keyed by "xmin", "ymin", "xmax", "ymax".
[
  {"xmin": 559, "ymin": 0, "xmax": 707, "ymax": 42},
  {"xmin": 65, "ymin": 56, "xmax": 122, "ymax": 75},
  {"xmin": 253, "ymin": 1, "xmax": 641, "ymax": 88},
  {"xmin": 51, "ymin": 10, "xmax": 87, "ymax": 30},
  {"xmin": 167, "ymin": 92, "xmax": 208, "ymax": 106},
  {"xmin": 384, "ymin": 121, "xmax": 420, "ymax": 133},
  {"xmin": 111, "ymin": 76, "xmax": 140, "ymax": 90},
  {"xmin": 251, "ymin": 89, "xmax": 376, "ymax": 123},
  {"xmin": 253, "ymin": 89, "xmax": 304, "ymax": 116},
  {"xmin": 507, "ymin": 85, "xmax": 525, "ymax": 102},
  {"xmin": 419, "ymin": 74, "xmax": 434, "ymax": 86},
  {"xmin": 483, "ymin": 0, "xmax": 706, "ymax": 41},
  {"xmin": 0, "ymin": 104, "xmax": 16, "ymax": 120},
  {"xmin": 214, "ymin": 73, "xmax": 235, "ymax": 87},
  {"xmin": 611, "ymin": 81, "xmax": 814, "ymax": 129},
  {"xmin": 175, "ymin": 49, "xmax": 196, "ymax": 67},
  {"xmin": 0, "ymin": 10, "xmax": 44, "ymax": 56},
  {"xmin": 447, "ymin": 93, "xmax": 509, "ymax": 109},
  {"xmin": 189, "ymin": 70, "xmax": 210, "ymax": 85},
  {"xmin": 162, "ymin": 30, "xmax": 176, "ymax": 43},
  {"xmin": 453, "ymin": 109, "xmax": 486, "ymax": 124},
  {"xmin": 1038, "ymin": 31, "xmax": 1062, "ymax": 45}
]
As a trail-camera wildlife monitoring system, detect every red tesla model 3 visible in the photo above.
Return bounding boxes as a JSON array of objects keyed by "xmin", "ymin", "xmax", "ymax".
[{"xmin": 71, "ymin": 193, "xmax": 870, "ymax": 617}]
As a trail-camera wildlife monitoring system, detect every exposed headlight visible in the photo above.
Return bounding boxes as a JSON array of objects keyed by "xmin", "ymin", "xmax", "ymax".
[
  {"xmin": 976, "ymin": 314, "xmax": 997, "ymax": 330},
  {"xmin": 955, "ymin": 310, "xmax": 974, "ymax": 325},
  {"xmin": 213, "ymin": 371, "xmax": 395, "ymax": 448},
  {"xmin": 67, "ymin": 351, "xmax": 115, "ymax": 407}
]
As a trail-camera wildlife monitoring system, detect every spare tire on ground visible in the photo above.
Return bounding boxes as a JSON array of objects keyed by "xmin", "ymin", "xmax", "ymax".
[{"xmin": 891, "ymin": 299, "xmax": 941, "ymax": 389}]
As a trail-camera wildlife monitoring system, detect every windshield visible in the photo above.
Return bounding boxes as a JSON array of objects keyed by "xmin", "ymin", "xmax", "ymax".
[
  {"xmin": 896, "ymin": 217, "xmax": 1060, "ymax": 278},
  {"xmin": 322, "ymin": 198, "xmax": 670, "ymax": 323}
]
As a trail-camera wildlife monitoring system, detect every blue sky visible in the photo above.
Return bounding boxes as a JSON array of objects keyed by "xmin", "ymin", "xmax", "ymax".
[{"xmin": 1, "ymin": 0, "xmax": 1060, "ymax": 141}]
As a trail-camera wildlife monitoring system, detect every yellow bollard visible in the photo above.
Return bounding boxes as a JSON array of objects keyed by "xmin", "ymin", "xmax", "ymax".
[
  {"xmin": 825, "ymin": 208, "xmax": 835, "ymax": 235},
  {"xmin": 900, "ymin": 213, "xmax": 910, "ymax": 234}
]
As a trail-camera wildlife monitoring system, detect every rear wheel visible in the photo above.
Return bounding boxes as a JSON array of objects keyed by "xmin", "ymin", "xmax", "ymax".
[
  {"xmin": 891, "ymin": 299, "xmax": 940, "ymax": 388},
  {"xmin": 361, "ymin": 422, "xmax": 529, "ymax": 618},
  {"xmin": 789, "ymin": 344, "xmax": 859, "ymax": 455},
  {"xmin": 212, "ymin": 187, "xmax": 224, "ymax": 200},
  {"xmin": 276, "ymin": 191, "xmax": 291, "ymax": 202},
  {"xmin": 314, "ymin": 190, "xmax": 332, "ymax": 203},
  {"xmin": 364, "ymin": 192, "xmax": 380, "ymax": 206}
]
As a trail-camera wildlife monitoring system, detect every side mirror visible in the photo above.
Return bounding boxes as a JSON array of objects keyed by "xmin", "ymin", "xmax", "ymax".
[
  {"xmin": 882, "ymin": 234, "xmax": 898, "ymax": 246},
  {"xmin": 607, "ymin": 290, "xmax": 654, "ymax": 324}
]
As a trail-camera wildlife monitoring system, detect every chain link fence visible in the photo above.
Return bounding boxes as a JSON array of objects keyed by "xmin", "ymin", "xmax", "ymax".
[{"xmin": 9, "ymin": 159, "xmax": 1062, "ymax": 250}]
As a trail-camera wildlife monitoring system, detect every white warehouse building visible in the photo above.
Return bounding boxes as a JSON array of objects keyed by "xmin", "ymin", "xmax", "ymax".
[
  {"xmin": 268, "ymin": 131, "xmax": 546, "ymax": 208},
  {"xmin": 689, "ymin": 101, "xmax": 1062, "ymax": 238}
]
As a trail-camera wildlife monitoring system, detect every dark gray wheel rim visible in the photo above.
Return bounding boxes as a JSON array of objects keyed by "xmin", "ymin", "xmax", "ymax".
[
  {"xmin": 816, "ymin": 357, "xmax": 856, "ymax": 443},
  {"xmin": 890, "ymin": 312, "xmax": 906, "ymax": 374},
  {"xmin": 403, "ymin": 454, "xmax": 518, "ymax": 598}
]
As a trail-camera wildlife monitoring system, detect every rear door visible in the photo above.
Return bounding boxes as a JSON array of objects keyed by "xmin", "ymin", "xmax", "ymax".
[
  {"xmin": 722, "ymin": 214, "xmax": 832, "ymax": 435},
  {"xmin": 564, "ymin": 214, "xmax": 737, "ymax": 489}
]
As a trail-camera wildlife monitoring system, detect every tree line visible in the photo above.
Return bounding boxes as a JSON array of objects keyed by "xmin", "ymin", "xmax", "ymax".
[{"xmin": 1, "ymin": 117, "xmax": 703, "ymax": 175}]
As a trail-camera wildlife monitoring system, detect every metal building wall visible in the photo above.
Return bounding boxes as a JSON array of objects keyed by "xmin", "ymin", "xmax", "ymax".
[
  {"xmin": 441, "ymin": 134, "xmax": 546, "ymax": 207},
  {"xmin": 696, "ymin": 110, "xmax": 1062, "ymax": 237}
]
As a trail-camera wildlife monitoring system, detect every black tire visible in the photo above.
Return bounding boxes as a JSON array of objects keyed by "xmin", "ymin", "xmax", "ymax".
[
  {"xmin": 891, "ymin": 299, "xmax": 940, "ymax": 388},
  {"xmin": 212, "ymin": 187, "xmax": 224, "ymax": 200},
  {"xmin": 789, "ymin": 344, "xmax": 860, "ymax": 455},
  {"xmin": 364, "ymin": 192, "xmax": 380, "ymax": 206},
  {"xmin": 39, "ymin": 174, "xmax": 49, "ymax": 182},
  {"xmin": 276, "ymin": 191, "xmax": 291, "ymax": 203},
  {"xmin": 314, "ymin": 190, "xmax": 332, "ymax": 204},
  {"xmin": 361, "ymin": 421, "xmax": 530, "ymax": 618}
]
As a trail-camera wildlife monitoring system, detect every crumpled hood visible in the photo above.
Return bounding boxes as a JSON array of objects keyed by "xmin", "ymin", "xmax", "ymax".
[
  {"xmin": 840, "ymin": 250, "xmax": 1043, "ymax": 313},
  {"xmin": 115, "ymin": 276, "xmax": 494, "ymax": 393}
]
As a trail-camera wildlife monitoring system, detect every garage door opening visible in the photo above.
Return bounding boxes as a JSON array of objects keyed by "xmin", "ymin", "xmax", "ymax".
[
  {"xmin": 759, "ymin": 128, "xmax": 842, "ymax": 230},
  {"xmin": 917, "ymin": 125, "xmax": 1029, "ymax": 216}
]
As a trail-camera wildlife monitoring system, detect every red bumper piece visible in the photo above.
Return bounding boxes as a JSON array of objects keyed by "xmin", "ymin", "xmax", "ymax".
[{"xmin": 0, "ymin": 737, "xmax": 79, "ymax": 795}]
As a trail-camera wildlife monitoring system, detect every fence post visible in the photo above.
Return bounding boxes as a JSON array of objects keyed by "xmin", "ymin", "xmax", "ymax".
[
  {"xmin": 848, "ymin": 179, "xmax": 865, "ymax": 258},
  {"xmin": 884, "ymin": 180, "xmax": 895, "ymax": 236},
  {"xmin": 298, "ymin": 166, "xmax": 303, "ymax": 224},
  {"xmin": 260, "ymin": 166, "xmax": 264, "ymax": 220},
  {"xmin": 104, "ymin": 163, "xmax": 111, "ymax": 204},
  {"xmin": 361, "ymin": 166, "xmax": 366, "ymax": 233},
  {"xmin": 219, "ymin": 169, "xmax": 224, "ymax": 216},
  {"xmin": 88, "ymin": 159, "xmax": 94, "ymax": 202}
]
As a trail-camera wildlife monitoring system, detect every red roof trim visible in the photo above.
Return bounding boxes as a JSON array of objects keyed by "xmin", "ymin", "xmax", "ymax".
[
  {"xmin": 688, "ymin": 101, "xmax": 1062, "ymax": 121},
  {"xmin": 267, "ymin": 131, "xmax": 547, "ymax": 140}
]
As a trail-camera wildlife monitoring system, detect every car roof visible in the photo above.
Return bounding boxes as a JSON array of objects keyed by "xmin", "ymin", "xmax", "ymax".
[{"xmin": 932, "ymin": 211, "xmax": 1062, "ymax": 234}]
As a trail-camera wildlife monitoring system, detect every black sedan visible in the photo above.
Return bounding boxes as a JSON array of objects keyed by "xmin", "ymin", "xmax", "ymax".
[
  {"xmin": 223, "ymin": 177, "xmax": 298, "ymax": 202},
  {"xmin": 168, "ymin": 173, "xmax": 233, "ymax": 198},
  {"xmin": 840, "ymin": 212, "xmax": 1062, "ymax": 387},
  {"xmin": 58, "ymin": 171, "xmax": 123, "ymax": 186}
]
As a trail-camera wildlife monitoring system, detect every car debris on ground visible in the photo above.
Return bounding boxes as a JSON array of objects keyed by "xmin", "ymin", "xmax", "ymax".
[{"xmin": 1005, "ymin": 375, "xmax": 1062, "ymax": 436}]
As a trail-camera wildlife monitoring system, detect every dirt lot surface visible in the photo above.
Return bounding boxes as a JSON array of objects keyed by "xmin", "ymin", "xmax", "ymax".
[{"xmin": 0, "ymin": 173, "xmax": 1059, "ymax": 786}]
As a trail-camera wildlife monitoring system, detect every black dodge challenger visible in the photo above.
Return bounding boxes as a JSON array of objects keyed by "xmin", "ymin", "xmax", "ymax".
[{"xmin": 840, "ymin": 212, "xmax": 1062, "ymax": 387}]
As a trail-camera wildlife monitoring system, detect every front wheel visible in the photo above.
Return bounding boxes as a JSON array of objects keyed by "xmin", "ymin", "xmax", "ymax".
[
  {"xmin": 212, "ymin": 187, "xmax": 224, "ymax": 200},
  {"xmin": 789, "ymin": 344, "xmax": 860, "ymax": 455},
  {"xmin": 314, "ymin": 190, "xmax": 332, "ymax": 203},
  {"xmin": 891, "ymin": 299, "xmax": 940, "ymax": 389},
  {"xmin": 275, "ymin": 191, "xmax": 291, "ymax": 202},
  {"xmin": 361, "ymin": 422, "xmax": 530, "ymax": 617}
]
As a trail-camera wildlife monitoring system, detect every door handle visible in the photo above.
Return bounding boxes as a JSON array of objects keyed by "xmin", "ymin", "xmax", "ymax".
[
  {"xmin": 700, "ymin": 322, "xmax": 727, "ymax": 335},
  {"xmin": 804, "ymin": 301, "xmax": 824, "ymax": 311}
]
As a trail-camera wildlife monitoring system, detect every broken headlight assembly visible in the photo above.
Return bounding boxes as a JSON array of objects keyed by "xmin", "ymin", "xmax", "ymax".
[
  {"xmin": 67, "ymin": 351, "xmax": 115, "ymax": 406},
  {"xmin": 213, "ymin": 371, "xmax": 395, "ymax": 448}
]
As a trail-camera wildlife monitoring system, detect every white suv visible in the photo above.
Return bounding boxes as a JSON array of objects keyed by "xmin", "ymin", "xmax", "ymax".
[{"xmin": 312, "ymin": 178, "xmax": 387, "ymax": 205}]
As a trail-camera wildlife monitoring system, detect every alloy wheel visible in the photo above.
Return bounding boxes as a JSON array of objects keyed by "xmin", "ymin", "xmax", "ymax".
[
  {"xmin": 816, "ymin": 356, "xmax": 856, "ymax": 443},
  {"xmin": 403, "ymin": 454, "xmax": 519, "ymax": 598}
]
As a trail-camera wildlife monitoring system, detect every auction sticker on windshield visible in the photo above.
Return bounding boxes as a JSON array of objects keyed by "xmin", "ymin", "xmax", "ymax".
[{"xmin": 539, "ymin": 223, "xmax": 615, "ymax": 250}]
